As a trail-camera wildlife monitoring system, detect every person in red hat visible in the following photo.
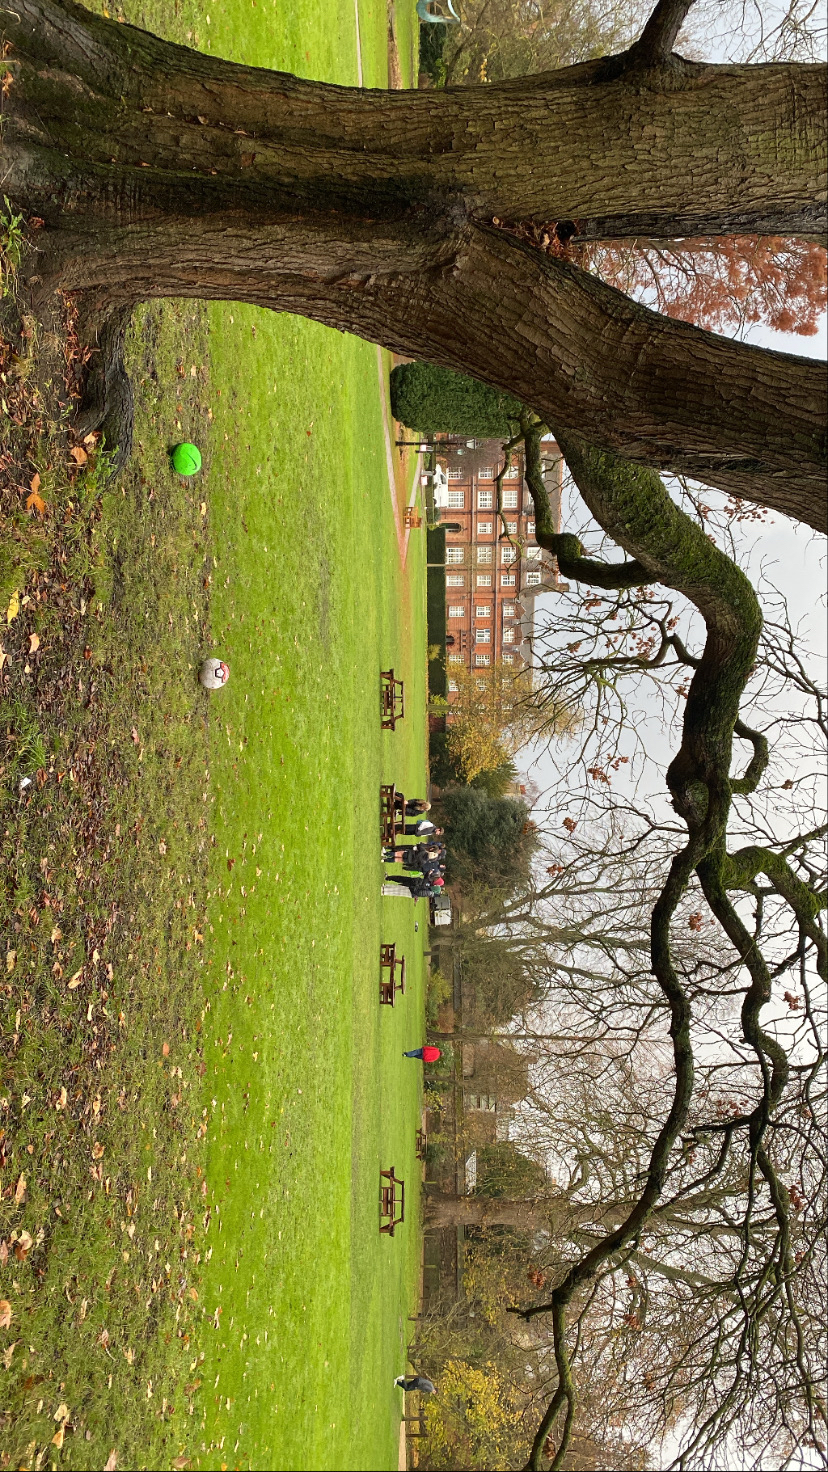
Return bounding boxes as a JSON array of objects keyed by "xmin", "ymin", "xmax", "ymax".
[{"xmin": 403, "ymin": 1045, "xmax": 442, "ymax": 1062}]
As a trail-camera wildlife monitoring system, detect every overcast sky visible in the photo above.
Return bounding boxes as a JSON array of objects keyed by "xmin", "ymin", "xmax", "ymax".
[{"xmin": 521, "ymin": 314, "xmax": 827, "ymax": 812}]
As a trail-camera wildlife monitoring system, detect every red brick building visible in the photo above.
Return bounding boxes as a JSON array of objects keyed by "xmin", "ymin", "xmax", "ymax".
[{"xmin": 434, "ymin": 436, "xmax": 564, "ymax": 692}]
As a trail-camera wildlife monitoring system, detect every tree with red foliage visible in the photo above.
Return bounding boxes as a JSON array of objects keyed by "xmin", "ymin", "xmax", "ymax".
[{"xmin": 576, "ymin": 234, "xmax": 828, "ymax": 336}]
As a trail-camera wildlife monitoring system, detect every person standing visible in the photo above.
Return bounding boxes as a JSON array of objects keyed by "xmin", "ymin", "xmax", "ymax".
[
  {"xmin": 403, "ymin": 820, "xmax": 443, "ymax": 837},
  {"xmin": 383, "ymin": 873, "xmax": 434, "ymax": 897},
  {"xmin": 394, "ymin": 1375, "xmax": 436, "ymax": 1394},
  {"xmin": 402, "ymin": 1046, "xmax": 442, "ymax": 1061}
]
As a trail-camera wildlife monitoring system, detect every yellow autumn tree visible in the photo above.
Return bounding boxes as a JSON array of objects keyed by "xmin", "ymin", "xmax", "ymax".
[
  {"xmin": 425, "ymin": 1358, "xmax": 528, "ymax": 1470},
  {"xmin": 447, "ymin": 659, "xmax": 578, "ymax": 781}
]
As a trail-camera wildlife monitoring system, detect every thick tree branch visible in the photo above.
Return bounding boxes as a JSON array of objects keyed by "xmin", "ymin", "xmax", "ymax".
[{"xmin": 627, "ymin": 0, "xmax": 700, "ymax": 67}]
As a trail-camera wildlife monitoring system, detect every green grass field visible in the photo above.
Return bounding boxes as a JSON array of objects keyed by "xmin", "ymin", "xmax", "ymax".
[{"xmin": 0, "ymin": 0, "xmax": 426, "ymax": 1465}]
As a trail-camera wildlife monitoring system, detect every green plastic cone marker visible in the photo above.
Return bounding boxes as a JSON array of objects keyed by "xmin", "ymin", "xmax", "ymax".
[{"xmin": 172, "ymin": 442, "xmax": 202, "ymax": 476}]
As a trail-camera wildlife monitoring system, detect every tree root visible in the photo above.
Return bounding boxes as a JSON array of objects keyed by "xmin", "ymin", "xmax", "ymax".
[{"xmin": 71, "ymin": 304, "xmax": 135, "ymax": 475}]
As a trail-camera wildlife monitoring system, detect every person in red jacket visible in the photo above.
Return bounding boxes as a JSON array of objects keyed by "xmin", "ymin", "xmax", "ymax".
[{"xmin": 403, "ymin": 1046, "xmax": 442, "ymax": 1061}]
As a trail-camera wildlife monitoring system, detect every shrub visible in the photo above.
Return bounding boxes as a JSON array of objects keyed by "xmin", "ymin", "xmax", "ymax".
[{"xmin": 389, "ymin": 362, "xmax": 524, "ymax": 437}]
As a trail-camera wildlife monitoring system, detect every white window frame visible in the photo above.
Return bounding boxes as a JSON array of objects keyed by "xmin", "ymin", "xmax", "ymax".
[
  {"xmin": 501, "ymin": 544, "xmax": 516, "ymax": 564},
  {"xmin": 447, "ymin": 488, "xmax": 465, "ymax": 508},
  {"xmin": 477, "ymin": 466, "xmax": 494, "ymax": 480},
  {"xmin": 527, "ymin": 521, "xmax": 535, "ymax": 535},
  {"xmin": 506, "ymin": 520, "xmax": 517, "ymax": 534},
  {"xmin": 475, "ymin": 605, "xmax": 491, "ymax": 619},
  {"xmin": 524, "ymin": 569, "xmax": 542, "ymax": 586},
  {"xmin": 501, "ymin": 572, "xmax": 516, "ymax": 587},
  {"xmin": 448, "ymin": 653, "xmax": 463, "ymax": 665},
  {"xmin": 526, "ymin": 544, "xmax": 542, "ymax": 560},
  {"xmin": 502, "ymin": 486, "xmax": 519, "ymax": 507},
  {"xmin": 475, "ymin": 573, "xmax": 492, "ymax": 587},
  {"xmin": 446, "ymin": 467, "xmax": 464, "ymax": 481},
  {"xmin": 503, "ymin": 627, "xmax": 517, "ymax": 644},
  {"xmin": 446, "ymin": 573, "xmax": 465, "ymax": 587},
  {"xmin": 448, "ymin": 679, "xmax": 458, "ymax": 692},
  {"xmin": 448, "ymin": 604, "xmax": 465, "ymax": 618},
  {"xmin": 476, "ymin": 546, "xmax": 493, "ymax": 564},
  {"xmin": 477, "ymin": 489, "xmax": 493, "ymax": 509},
  {"xmin": 477, "ymin": 521, "xmax": 493, "ymax": 535},
  {"xmin": 475, "ymin": 628, "xmax": 491, "ymax": 643},
  {"xmin": 474, "ymin": 653, "xmax": 491, "ymax": 667}
]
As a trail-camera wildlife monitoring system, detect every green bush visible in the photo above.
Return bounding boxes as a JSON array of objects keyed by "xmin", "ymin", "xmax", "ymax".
[
  {"xmin": 426, "ymin": 966, "xmax": 453, "ymax": 1025},
  {"xmin": 439, "ymin": 787, "xmax": 537, "ymax": 888},
  {"xmin": 475, "ymin": 1142, "xmax": 548, "ymax": 1198},
  {"xmin": 390, "ymin": 362, "xmax": 524, "ymax": 437}
]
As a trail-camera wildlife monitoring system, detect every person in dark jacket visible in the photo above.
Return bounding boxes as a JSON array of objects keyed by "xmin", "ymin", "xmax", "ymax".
[
  {"xmin": 383, "ymin": 873, "xmax": 435, "ymax": 897},
  {"xmin": 394, "ymin": 1375, "xmax": 436, "ymax": 1393},
  {"xmin": 394, "ymin": 796, "xmax": 431, "ymax": 815}
]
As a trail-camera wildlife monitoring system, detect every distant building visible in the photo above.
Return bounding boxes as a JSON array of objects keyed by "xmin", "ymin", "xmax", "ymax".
[
  {"xmin": 461, "ymin": 1039, "xmax": 532, "ymax": 1146},
  {"xmin": 433, "ymin": 435, "xmax": 565, "ymax": 697}
]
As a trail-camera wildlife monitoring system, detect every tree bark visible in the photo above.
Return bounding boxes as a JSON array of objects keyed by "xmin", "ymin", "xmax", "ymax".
[
  {"xmin": 424, "ymin": 1191, "xmax": 622, "ymax": 1231},
  {"xmin": 3, "ymin": 0, "xmax": 827, "ymax": 527}
]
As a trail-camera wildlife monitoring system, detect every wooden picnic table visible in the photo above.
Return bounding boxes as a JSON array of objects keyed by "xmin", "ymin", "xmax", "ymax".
[
  {"xmin": 380, "ymin": 1167, "xmax": 405, "ymax": 1235},
  {"xmin": 380, "ymin": 783, "xmax": 404, "ymax": 846},
  {"xmin": 380, "ymin": 942, "xmax": 406, "ymax": 1005},
  {"xmin": 415, "ymin": 1127, "xmax": 427, "ymax": 1160},
  {"xmin": 380, "ymin": 668, "xmax": 405, "ymax": 730}
]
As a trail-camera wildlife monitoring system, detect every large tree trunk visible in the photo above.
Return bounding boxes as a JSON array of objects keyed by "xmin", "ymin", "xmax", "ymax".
[
  {"xmin": 425, "ymin": 1192, "xmax": 623, "ymax": 1231},
  {"xmin": 3, "ymin": 0, "xmax": 826, "ymax": 527}
]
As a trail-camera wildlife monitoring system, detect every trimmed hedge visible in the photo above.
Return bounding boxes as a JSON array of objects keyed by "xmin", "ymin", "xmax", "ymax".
[{"xmin": 390, "ymin": 362, "xmax": 524, "ymax": 437}]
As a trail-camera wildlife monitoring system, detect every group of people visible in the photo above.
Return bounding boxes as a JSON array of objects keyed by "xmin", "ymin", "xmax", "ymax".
[{"xmin": 382, "ymin": 797, "xmax": 446, "ymax": 899}]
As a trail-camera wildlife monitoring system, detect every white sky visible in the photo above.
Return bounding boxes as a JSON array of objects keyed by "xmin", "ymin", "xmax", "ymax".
[{"xmin": 521, "ymin": 314, "xmax": 827, "ymax": 808}]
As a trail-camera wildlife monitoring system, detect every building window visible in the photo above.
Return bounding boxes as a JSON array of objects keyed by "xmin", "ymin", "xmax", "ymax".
[
  {"xmin": 446, "ymin": 574, "xmax": 465, "ymax": 587},
  {"xmin": 502, "ymin": 486, "xmax": 519, "ymax": 506},
  {"xmin": 477, "ymin": 489, "xmax": 493, "ymax": 509},
  {"xmin": 477, "ymin": 546, "xmax": 493, "ymax": 563},
  {"xmin": 478, "ymin": 466, "xmax": 494, "ymax": 480},
  {"xmin": 501, "ymin": 572, "xmax": 516, "ymax": 587},
  {"xmin": 525, "ymin": 569, "xmax": 542, "ymax": 585},
  {"xmin": 526, "ymin": 545, "xmax": 542, "ymax": 560},
  {"xmin": 477, "ymin": 521, "xmax": 493, "ymax": 535},
  {"xmin": 448, "ymin": 653, "xmax": 463, "ymax": 665},
  {"xmin": 503, "ymin": 627, "xmax": 517, "ymax": 643},
  {"xmin": 464, "ymin": 1093, "xmax": 498, "ymax": 1111},
  {"xmin": 448, "ymin": 679, "xmax": 458, "ymax": 692},
  {"xmin": 446, "ymin": 467, "xmax": 464, "ymax": 481},
  {"xmin": 448, "ymin": 604, "xmax": 465, "ymax": 618},
  {"xmin": 506, "ymin": 521, "xmax": 517, "ymax": 534},
  {"xmin": 475, "ymin": 605, "xmax": 490, "ymax": 619},
  {"xmin": 474, "ymin": 653, "xmax": 490, "ymax": 667},
  {"xmin": 502, "ymin": 653, "xmax": 515, "ymax": 664},
  {"xmin": 504, "ymin": 463, "xmax": 520, "ymax": 479},
  {"xmin": 447, "ymin": 488, "xmax": 465, "ymax": 508},
  {"xmin": 476, "ymin": 574, "xmax": 492, "ymax": 587},
  {"xmin": 527, "ymin": 521, "xmax": 535, "ymax": 535},
  {"xmin": 501, "ymin": 545, "xmax": 516, "ymax": 564},
  {"xmin": 446, "ymin": 546, "xmax": 464, "ymax": 564},
  {"xmin": 475, "ymin": 628, "xmax": 491, "ymax": 643}
]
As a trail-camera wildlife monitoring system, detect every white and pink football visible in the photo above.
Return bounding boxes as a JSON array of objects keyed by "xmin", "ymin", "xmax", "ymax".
[{"xmin": 200, "ymin": 658, "xmax": 230, "ymax": 690}]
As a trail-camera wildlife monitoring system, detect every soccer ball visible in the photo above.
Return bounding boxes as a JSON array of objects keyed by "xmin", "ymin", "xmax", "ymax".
[{"xmin": 200, "ymin": 658, "xmax": 229, "ymax": 690}]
